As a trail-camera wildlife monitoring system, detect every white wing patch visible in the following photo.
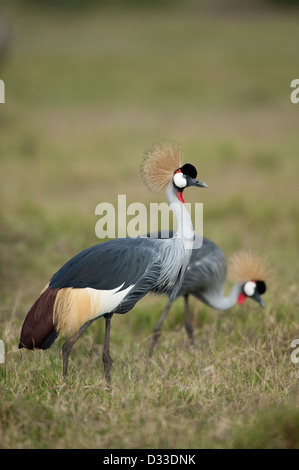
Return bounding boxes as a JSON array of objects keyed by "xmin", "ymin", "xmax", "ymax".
[{"xmin": 86, "ymin": 283, "xmax": 135, "ymax": 320}]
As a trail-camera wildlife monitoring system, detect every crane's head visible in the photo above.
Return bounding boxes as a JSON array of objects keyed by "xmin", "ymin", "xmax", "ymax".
[
  {"xmin": 173, "ymin": 163, "xmax": 208, "ymax": 203},
  {"xmin": 141, "ymin": 140, "xmax": 207, "ymax": 201},
  {"xmin": 228, "ymin": 250, "xmax": 273, "ymax": 309},
  {"xmin": 238, "ymin": 280, "xmax": 267, "ymax": 308}
]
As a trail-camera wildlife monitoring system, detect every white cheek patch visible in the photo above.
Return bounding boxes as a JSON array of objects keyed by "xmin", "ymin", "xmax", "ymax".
[
  {"xmin": 173, "ymin": 172, "xmax": 187, "ymax": 189},
  {"xmin": 244, "ymin": 281, "xmax": 256, "ymax": 297}
]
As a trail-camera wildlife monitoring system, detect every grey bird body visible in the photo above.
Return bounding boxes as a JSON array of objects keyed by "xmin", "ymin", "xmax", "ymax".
[
  {"xmin": 175, "ymin": 236, "xmax": 228, "ymax": 304},
  {"xmin": 149, "ymin": 232, "xmax": 267, "ymax": 354},
  {"xmin": 150, "ymin": 232, "xmax": 233, "ymax": 306}
]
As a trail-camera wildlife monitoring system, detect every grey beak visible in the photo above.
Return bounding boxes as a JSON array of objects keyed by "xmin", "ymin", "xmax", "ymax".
[
  {"xmin": 258, "ymin": 298, "xmax": 266, "ymax": 309},
  {"xmin": 253, "ymin": 292, "xmax": 265, "ymax": 308},
  {"xmin": 188, "ymin": 177, "xmax": 208, "ymax": 188}
]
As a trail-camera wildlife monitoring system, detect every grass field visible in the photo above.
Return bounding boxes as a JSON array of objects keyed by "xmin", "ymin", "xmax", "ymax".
[{"xmin": 1, "ymin": 1, "xmax": 299, "ymax": 449}]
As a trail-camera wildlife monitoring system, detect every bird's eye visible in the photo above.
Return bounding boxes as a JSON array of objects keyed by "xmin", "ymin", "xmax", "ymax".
[
  {"xmin": 173, "ymin": 172, "xmax": 187, "ymax": 189},
  {"xmin": 244, "ymin": 281, "xmax": 256, "ymax": 297}
]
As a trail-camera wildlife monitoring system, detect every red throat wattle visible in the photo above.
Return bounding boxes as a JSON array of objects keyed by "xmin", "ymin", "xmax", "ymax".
[
  {"xmin": 177, "ymin": 192, "xmax": 185, "ymax": 204},
  {"xmin": 237, "ymin": 292, "xmax": 247, "ymax": 305},
  {"xmin": 175, "ymin": 169, "xmax": 185, "ymax": 203}
]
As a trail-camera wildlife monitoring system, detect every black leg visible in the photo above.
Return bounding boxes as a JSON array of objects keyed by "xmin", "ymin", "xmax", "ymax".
[
  {"xmin": 102, "ymin": 313, "xmax": 113, "ymax": 384},
  {"xmin": 149, "ymin": 299, "xmax": 173, "ymax": 357},
  {"xmin": 62, "ymin": 319, "xmax": 95, "ymax": 378},
  {"xmin": 184, "ymin": 295, "xmax": 194, "ymax": 346}
]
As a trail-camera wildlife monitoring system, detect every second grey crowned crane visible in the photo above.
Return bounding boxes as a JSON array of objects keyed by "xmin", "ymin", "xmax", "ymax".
[
  {"xmin": 18, "ymin": 141, "xmax": 207, "ymax": 380},
  {"xmin": 149, "ymin": 233, "xmax": 270, "ymax": 355}
]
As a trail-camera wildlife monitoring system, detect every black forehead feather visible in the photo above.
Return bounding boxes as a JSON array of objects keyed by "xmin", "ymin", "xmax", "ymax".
[
  {"xmin": 179, "ymin": 163, "xmax": 197, "ymax": 178},
  {"xmin": 256, "ymin": 280, "xmax": 266, "ymax": 295}
]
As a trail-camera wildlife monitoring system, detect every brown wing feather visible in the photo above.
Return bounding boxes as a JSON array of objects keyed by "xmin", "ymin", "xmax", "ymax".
[{"xmin": 19, "ymin": 287, "xmax": 59, "ymax": 350}]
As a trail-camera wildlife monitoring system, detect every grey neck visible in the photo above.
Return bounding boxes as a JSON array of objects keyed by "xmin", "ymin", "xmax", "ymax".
[
  {"xmin": 155, "ymin": 183, "xmax": 194, "ymax": 300},
  {"xmin": 165, "ymin": 183, "xmax": 194, "ymax": 249},
  {"xmin": 201, "ymin": 282, "xmax": 242, "ymax": 311}
]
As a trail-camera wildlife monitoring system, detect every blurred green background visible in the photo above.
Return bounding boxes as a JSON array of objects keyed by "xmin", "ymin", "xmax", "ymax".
[{"xmin": 1, "ymin": 0, "xmax": 299, "ymax": 449}]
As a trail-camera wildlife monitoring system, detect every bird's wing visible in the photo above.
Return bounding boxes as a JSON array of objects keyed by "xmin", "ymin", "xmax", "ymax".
[
  {"xmin": 20, "ymin": 238, "xmax": 163, "ymax": 350},
  {"xmin": 49, "ymin": 237, "xmax": 162, "ymax": 314},
  {"xmin": 177, "ymin": 237, "xmax": 227, "ymax": 297},
  {"xmin": 148, "ymin": 232, "xmax": 227, "ymax": 298}
]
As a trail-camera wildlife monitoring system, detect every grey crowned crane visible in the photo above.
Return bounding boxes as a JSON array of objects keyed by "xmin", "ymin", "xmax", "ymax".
[
  {"xmin": 19, "ymin": 141, "xmax": 207, "ymax": 380},
  {"xmin": 149, "ymin": 233, "xmax": 270, "ymax": 355}
]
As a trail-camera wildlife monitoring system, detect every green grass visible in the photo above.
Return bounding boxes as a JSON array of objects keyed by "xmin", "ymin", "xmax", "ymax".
[{"xmin": 1, "ymin": 1, "xmax": 299, "ymax": 449}]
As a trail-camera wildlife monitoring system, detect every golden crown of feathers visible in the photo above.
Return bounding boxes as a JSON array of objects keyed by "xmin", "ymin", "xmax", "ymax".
[
  {"xmin": 140, "ymin": 140, "xmax": 183, "ymax": 192},
  {"xmin": 228, "ymin": 250, "xmax": 273, "ymax": 283}
]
